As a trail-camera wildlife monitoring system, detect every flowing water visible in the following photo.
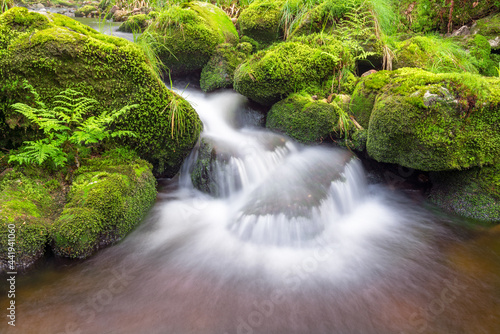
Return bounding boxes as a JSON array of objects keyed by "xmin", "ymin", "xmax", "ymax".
[{"xmin": 2, "ymin": 87, "xmax": 500, "ymax": 334}]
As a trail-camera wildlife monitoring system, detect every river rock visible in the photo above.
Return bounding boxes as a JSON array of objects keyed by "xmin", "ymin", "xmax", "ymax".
[
  {"xmin": 350, "ymin": 68, "xmax": 500, "ymax": 171},
  {"xmin": 266, "ymin": 93, "xmax": 340, "ymax": 144},
  {"xmin": 237, "ymin": 0, "xmax": 284, "ymax": 45},
  {"xmin": 430, "ymin": 164, "xmax": 500, "ymax": 223},
  {"xmin": 234, "ymin": 33, "xmax": 354, "ymax": 106},
  {"xmin": 200, "ymin": 42, "xmax": 252, "ymax": 92}
]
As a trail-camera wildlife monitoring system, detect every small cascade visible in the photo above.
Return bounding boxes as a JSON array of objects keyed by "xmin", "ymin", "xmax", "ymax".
[{"xmin": 177, "ymin": 87, "xmax": 369, "ymax": 247}]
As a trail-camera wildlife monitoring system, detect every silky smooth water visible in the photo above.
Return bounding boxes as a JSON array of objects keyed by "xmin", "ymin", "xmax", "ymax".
[{"xmin": 2, "ymin": 87, "xmax": 499, "ymax": 334}]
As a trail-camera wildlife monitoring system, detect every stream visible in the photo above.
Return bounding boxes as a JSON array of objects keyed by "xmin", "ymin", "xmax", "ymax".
[{"xmin": 1, "ymin": 86, "xmax": 500, "ymax": 334}]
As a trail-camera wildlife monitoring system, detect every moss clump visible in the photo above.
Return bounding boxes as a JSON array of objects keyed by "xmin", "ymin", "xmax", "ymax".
[
  {"xmin": 467, "ymin": 34, "xmax": 499, "ymax": 77},
  {"xmin": 0, "ymin": 167, "xmax": 65, "ymax": 270},
  {"xmin": 394, "ymin": 35, "xmax": 479, "ymax": 74},
  {"xmin": 74, "ymin": 5, "xmax": 97, "ymax": 18},
  {"xmin": 266, "ymin": 92, "xmax": 340, "ymax": 144},
  {"xmin": 143, "ymin": 1, "xmax": 238, "ymax": 76},
  {"xmin": 118, "ymin": 14, "xmax": 152, "ymax": 33},
  {"xmin": 237, "ymin": 0, "xmax": 284, "ymax": 45},
  {"xmin": 0, "ymin": 7, "xmax": 202, "ymax": 177},
  {"xmin": 353, "ymin": 68, "xmax": 500, "ymax": 171},
  {"xmin": 200, "ymin": 42, "xmax": 252, "ymax": 92},
  {"xmin": 234, "ymin": 33, "xmax": 353, "ymax": 106},
  {"xmin": 471, "ymin": 13, "xmax": 500, "ymax": 43},
  {"xmin": 430, "ymin": 164, "xmax": 500, "ymax": 223},
  {"xmin": 51, "ymin": 149, "xmax": 156, "ymax": 259}
]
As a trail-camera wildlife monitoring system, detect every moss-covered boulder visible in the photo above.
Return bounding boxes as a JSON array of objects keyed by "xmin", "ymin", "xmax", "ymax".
[
  {"xmin": 0, "ymin": 168, "xmax": 65, "ymax": 270},
  {"xmin": 430, "ymin": 165, "xmax": 500, "ymax": 223},
  {"xmin": 74, "ymin": 5, "xmax": 97, "ymax": 18},
  {"xmin": 393, "ymin": 35, "xmax": 480, "ymax": 74},
  {"xmin": 237, "ymin": 0, "xmax": 284, "ymax": 45},
  {"xmin": 266, "ymin": 93, "xmax": 340, "ymax": 144},
  {"xmin": 0, "ymin": 7, "xmax": 202, "ymax": 177},
  {"xmin": 233, "ymin": 34, "xmax": 353, "ymax": 106},
  {"xmin": 51, "ymin": 150, "xmax": 156, "ymax": 259},
  {"xmin": 471, "ymin": 13, "xmax": 500, "ymax": 50},
  {"xmin": 200, "ymin": 42, "xmax": 252, "ymax": 92},
  {"xmin": 143, "ymin": 1, "xmax": 238, "ymax": 76},
  {"xmin": 399, "ymin": 0, "xmax": 500, "ymax": 33},
  {"xmin": 117, "ymin": 13, "xmax": 152, "ymax": 33},
  {"xmin": 351, "ymin": 68, "xmax": 500, "ymax": 171}
]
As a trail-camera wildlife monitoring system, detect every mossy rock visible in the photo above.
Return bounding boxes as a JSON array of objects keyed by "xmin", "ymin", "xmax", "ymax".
[
  {"xmin": 399, "ymin": 0, "xmax": 500, "ymax": 33},
  {"xmin": 200, "ymin": 42, "xmax": 252, "ymax": 92},
  {"xmin": 143, "ymin": 1, "xmax": 238, "ymax": 76},
  {"xmin": 233, "ymin": 34, "xmax": 353, "ymax": 106},
  {"xmin": 190, "ymin": 138, "xmax": 224, "ymax": 197},
  {"xmin": 237, "ymin": 0, "xmax": 284, "ymax": 45},
  {"xmin": 393, "ymin": 35, "xmax": 480, "ymax": 74},
  {"xmin": 117, "ymin": 13, "xmax": 151, "ymax": 33},
  {"xmin": 430, "ymin": 164, "xmax": 500, "ymax": 223},
  {"xmin": 0, "ymin": 7, "xmax": 202, "ymax": 177},
  {"xmin": 266, "ymin": 92, "xmax": 340, "ymax": 144},
  {"xmin": 471, "ymin": 13, "xmax": 500, "ymax": 50},
  {"xmin": 0, "ymin": 168, "xmax": 65, "ymax": 270},
  {"xmin": 74, "ymin": 5, "xmax": 97, "ymax": 17},
  {"xmin": 51, "ymin": 150, "xmax": 157, "ymax": 259},
  {"xmin": 351, "ymin": 68, "xmax": 500, "ymax": 171}
]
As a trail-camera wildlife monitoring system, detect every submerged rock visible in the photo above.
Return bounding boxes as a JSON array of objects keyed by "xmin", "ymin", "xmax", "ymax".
[
  {"xmin": 143, "ymin": 1, "xmax": 238, "ymax": 76},
  {"xmin": 430, "ymin": 165, "xmax": 500, "ymax": 223},
  {"xmin": 0, "ymin": 7, "xmax": 202, "ymax": 177},
  {"xmin": 350, "ymin": 68, "xmax": 500, "ymax": 171}
]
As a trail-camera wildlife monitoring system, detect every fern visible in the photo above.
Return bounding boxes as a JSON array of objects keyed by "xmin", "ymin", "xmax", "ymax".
[{"xmin": 9, "ymin": 86, "xmax": 138, "ymax": 168}]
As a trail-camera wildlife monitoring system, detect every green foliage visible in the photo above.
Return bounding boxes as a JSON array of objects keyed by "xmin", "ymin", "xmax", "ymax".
[
  {"xmin": 0, "ymin": 0, "xmax": 13, "ymax": 14},
  {"xmin": 0, "ymin": 7, "xmax": 202, "ymax": 177},
  {"xmin": 9, "ymin": 85, "xmax": 137, "ymax": 169}
]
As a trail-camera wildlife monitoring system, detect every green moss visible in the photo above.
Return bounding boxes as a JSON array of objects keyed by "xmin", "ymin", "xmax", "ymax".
[
  {"xmin": 237, "ymin": 0, "xmax": 284, "ymax": 45},
  {"xmin": 468, "ymin": 34, "xmax": 498, "ymax": 77},
  {"xmin": 0, "ymin": 7, "xmax": 202, "ymax": 177},
  {"xmin": 234, "ymin": 33, "xmax": 353, "ymax": 105},
  {"xmin": 51, "ymin": 149, "xmax": 157, "ymax": 259},
  {"xmin": 358, "ymin": 68, "xmax": 500, "ymax": 171},
  {"xmin": 200, "ymin": 42, "xmax": 252, "ymax": 92},
  {"xmin": 266, "ymin": 92, "xmax": 340, "ymax": 144},
  {"xmin": 394, "ymin": 35, "xmax": 479, "ymax": 74},
  {"xmin": 118, "ymin": 14, "xmax": 151, "ymax": 33},
  {"xmin": 143, "ymin": 1, "xmax": 238, "ymax": 76},
  {"xmin": 430, "ymin": 164, "xmax": 500, "ymax": 223},
  {"xmin": 0, "ymin": 167, "xmax": 65, "ymax": 269}
]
